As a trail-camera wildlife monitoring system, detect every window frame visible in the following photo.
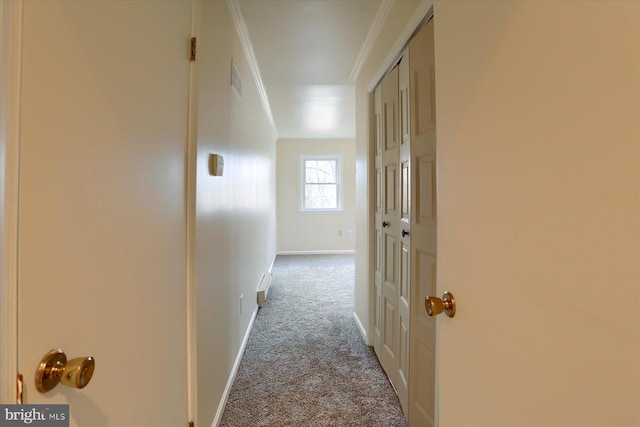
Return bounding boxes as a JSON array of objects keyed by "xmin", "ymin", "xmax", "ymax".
[{"xmin": 300, "ymin": 155, "xmax": 343, "ymax": 213}]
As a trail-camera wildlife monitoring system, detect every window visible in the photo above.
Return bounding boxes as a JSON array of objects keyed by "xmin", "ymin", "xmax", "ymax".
[{"xmin": 301, "ymin": 156, "xmax": 342, "ymax": 211}]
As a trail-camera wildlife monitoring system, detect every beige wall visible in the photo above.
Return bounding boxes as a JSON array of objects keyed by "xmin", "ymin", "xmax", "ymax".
[
  {"xmin": 277, "ymin": 138, "xmax": 356, "ymax": 253},
  {"xmin": 195, "ymin": 2, "xmax": 277, "ymax": 426}
]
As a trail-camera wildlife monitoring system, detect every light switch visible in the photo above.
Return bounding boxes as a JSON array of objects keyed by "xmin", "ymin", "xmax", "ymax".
[{"xmin": 209, "ymin": 154, "xmax": 224, "ymax": 176}]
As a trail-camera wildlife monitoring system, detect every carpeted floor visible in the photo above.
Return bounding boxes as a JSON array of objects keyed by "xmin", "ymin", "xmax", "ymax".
[{"xmin": 219, "ymin": 254, "xmax": 408, "ymax": 427}]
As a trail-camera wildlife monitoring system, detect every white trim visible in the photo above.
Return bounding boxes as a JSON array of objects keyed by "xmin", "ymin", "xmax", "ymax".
[
  {"xmin": 296, "ymin": 210, "xmax": 345, "ymax": 215},
  {"xmin": 353, "ymin": 312, "xmax": 367, "ymax": 342},
  {"xmin": 366, "ymin": 0, "xmax": 433, "ymax": 92},
  {"xmin": 277, "ymin": 250, "xmax": 355, "ymax": 256},
  {"xmin": 268, "ymin": 253, "xmax": 277, "ymax": 273},
  {"xmin": 366, "ymin": 90, "xmax": 377, "ymax": 349},
  {"xmin": 0, "ymin": 0, "xmax": 22, "ymax": 404},
  {"xmin": 349, "ymin": 0, "xmax": 394, "ymax": 82},
  {"xmin": 227, "ymin": 0, "xmax": 277, "ymax": 135},
  {"xmin": 212, "ymin": 305, "xmax": 258, "ymax": 427},
  {"xmin": 186, "ymin": 0, "xmax": 201, "ymax": 424}
]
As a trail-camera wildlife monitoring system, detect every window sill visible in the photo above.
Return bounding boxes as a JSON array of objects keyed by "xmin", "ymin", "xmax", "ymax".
[{"xmin": 298, "ymin": 209, "xmax": 344, "ymax": 214}]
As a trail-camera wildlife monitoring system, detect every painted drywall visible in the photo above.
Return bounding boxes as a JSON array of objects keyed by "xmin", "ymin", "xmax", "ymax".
[
  {"xmin": 434, "ymin": 1, "xmax": 640, "ymax": 425},
  {"xmin": 356, "ymin": 1, "xmax": 639, "ymax": 424},
  {"xmin": 195, "ymin": 2, "xmax": 277, "ymax": 426},
  {"xmin": 354, "ymin": 0, "xmax": 429, "ymax": 344},
  {"xmin": 276, "ymin": 138, "xmax": 356, "ymax": 253}
]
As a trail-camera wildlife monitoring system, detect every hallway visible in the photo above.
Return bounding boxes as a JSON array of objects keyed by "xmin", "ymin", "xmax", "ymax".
[
  {"xmin": 3, "ymin": 2, "xmax": 639, "ymax": 426},
  {"xmin": 219, "ymin": 255, "xmax": 406, "ymax": 426}
]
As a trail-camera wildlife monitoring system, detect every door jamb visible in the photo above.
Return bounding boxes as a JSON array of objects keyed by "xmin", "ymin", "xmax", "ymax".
[
  {"xmin": 366, "ymin": 90, "xmax": 376, "ymax": 348},
  {"xmin": 186, "ymin": 0, "xmax": 201, "ymax": 424},
  {"xmin": 0, "ymin": 0, "xmax": 23, "ymax": 404}
]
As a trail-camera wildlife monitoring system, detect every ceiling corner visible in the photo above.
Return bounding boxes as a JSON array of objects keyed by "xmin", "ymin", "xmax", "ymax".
[
  {"xmin": 227, "ymin": 0, "xmax": 277, "ymax": 132},
  {"xmin": 349, "ymin": 0, "xmax": 394, "ymax": 82}
]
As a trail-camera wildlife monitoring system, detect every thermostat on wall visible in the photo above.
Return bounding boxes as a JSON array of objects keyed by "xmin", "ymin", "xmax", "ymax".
[{"xmin": 209, "ymin": 154, "xmax": 224, "ymax": 176}]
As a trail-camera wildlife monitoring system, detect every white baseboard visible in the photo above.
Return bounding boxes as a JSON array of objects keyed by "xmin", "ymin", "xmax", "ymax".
[
  {"xmin": 268, "ymin": 253, "xmax": 277, "ymax": 272},
  {"xmin": 353, "ymin": 312, "xmax": 367, "ymax": 342},
  {"xmin": 212, "ymin": 305, "xmax": 258, "ymax": 427},
  {"xmin": 277, "ymin": 250, "xmax": 355, "ymax": 255}
]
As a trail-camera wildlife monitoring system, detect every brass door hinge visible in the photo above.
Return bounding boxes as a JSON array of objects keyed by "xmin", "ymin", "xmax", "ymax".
[
  {"xmin": 16, "ymin": 374, "xmax": 23, "ymax": 404},
  {"xmin": 190, "ymin": 37, "xmax": 196, "ymax": 61}
]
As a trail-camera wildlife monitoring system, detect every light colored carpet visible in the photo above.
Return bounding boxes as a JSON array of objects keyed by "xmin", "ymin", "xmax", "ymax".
[{"xmin": 219, "ymin": 254, "xmax": 407, "ymax": 427}]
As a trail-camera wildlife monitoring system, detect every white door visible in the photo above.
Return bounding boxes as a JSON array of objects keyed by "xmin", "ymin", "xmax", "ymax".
[
  {"xmin": 16, "ymin": 1, "xmax": 192, "ymax": 425},
  {"xmin": 374, "ymin": 52, "xmax": 412, "ymax": 418},
  {"xmin": 397, "ymin": 51, "xmax": 411, "ymax": 415},
  {"xmin": 376, "ymin": 65, "xmax": 400, "ymax": 389},
  {"xmin": 407, "ymin": 18, "xmax": 437, "ymax": 427},
  {"xmin": 435, "ymin": 2, "xmax": 640, "ymax": 426}
]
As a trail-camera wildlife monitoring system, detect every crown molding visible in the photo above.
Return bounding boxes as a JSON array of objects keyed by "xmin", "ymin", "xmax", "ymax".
[
  {"xmin": 227, "ymin": 0, "xmax": 277, "ymax": 134},
  {"xmin": 349, "ymin": 0, "xmax": 393, "ymax": 82},
  {"xmin": 367, "ymin": 0, "xmax": 433, "ymax": 92}
]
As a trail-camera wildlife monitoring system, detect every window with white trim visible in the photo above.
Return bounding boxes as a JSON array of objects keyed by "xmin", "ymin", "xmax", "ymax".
[{"xmin": 301, "ymin": 156, "xmax": 342, "ymax": 211}]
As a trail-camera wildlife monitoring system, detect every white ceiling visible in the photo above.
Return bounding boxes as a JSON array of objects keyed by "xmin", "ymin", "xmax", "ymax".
[{"xmin": 238, "ymin": 0, "xmax": 382, "ymax": 140}]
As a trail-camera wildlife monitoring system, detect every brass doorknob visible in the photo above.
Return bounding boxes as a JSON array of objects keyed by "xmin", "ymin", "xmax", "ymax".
[
  {"xmin": 35, "ymin": 349, "xmax": 95, "ymax": 393},
  {"xmin": 425, "ymin": 291, "xmax": 456, "ymax": 318}
]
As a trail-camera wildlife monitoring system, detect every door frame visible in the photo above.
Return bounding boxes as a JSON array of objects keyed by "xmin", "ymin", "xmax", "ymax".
[
  {"xmin": 366, "ymin": 1, "xmax": 433, "ymax": 347},
  {"xmin": 365, "ymin": 1, "xmax": 435, "ymax": 422},
  {"xmin": 186, "ymin": 0, "xmax": 200, "ymax": 424},
  {"xmin": 0, "ymin": 0, "xmax": 23, "ymax": 404}
]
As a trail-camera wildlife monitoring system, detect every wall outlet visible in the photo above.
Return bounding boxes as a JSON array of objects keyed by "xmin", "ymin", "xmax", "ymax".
[
  {"xmin": 347, "ymin": 230, "xmax": 355, "ymax": 237},
  {"xmin": 338, "ymin": 230, "xmax": 343, "ymax": 237}
]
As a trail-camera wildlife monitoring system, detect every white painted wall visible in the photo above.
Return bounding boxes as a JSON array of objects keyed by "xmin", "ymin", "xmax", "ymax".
[
  {"xmin": 435, "ymin": 2, "xmax": 640, "ymax": 425},
  {"xmin": 194, "ymin": 2, "xmax": 277, "ymax": 426},
  {"xmin": 276, "ymin": 138, "xmax": 355, "ymax": 253}
]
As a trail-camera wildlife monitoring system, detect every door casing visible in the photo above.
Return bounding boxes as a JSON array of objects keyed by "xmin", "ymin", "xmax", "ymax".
[
  {"xmin": 369, "ymin": 7, "xmax": 437, "ymax": 426},
  {"xmin": 0, "ymin": 0, "xmax": 23, "ymax": 404}
]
